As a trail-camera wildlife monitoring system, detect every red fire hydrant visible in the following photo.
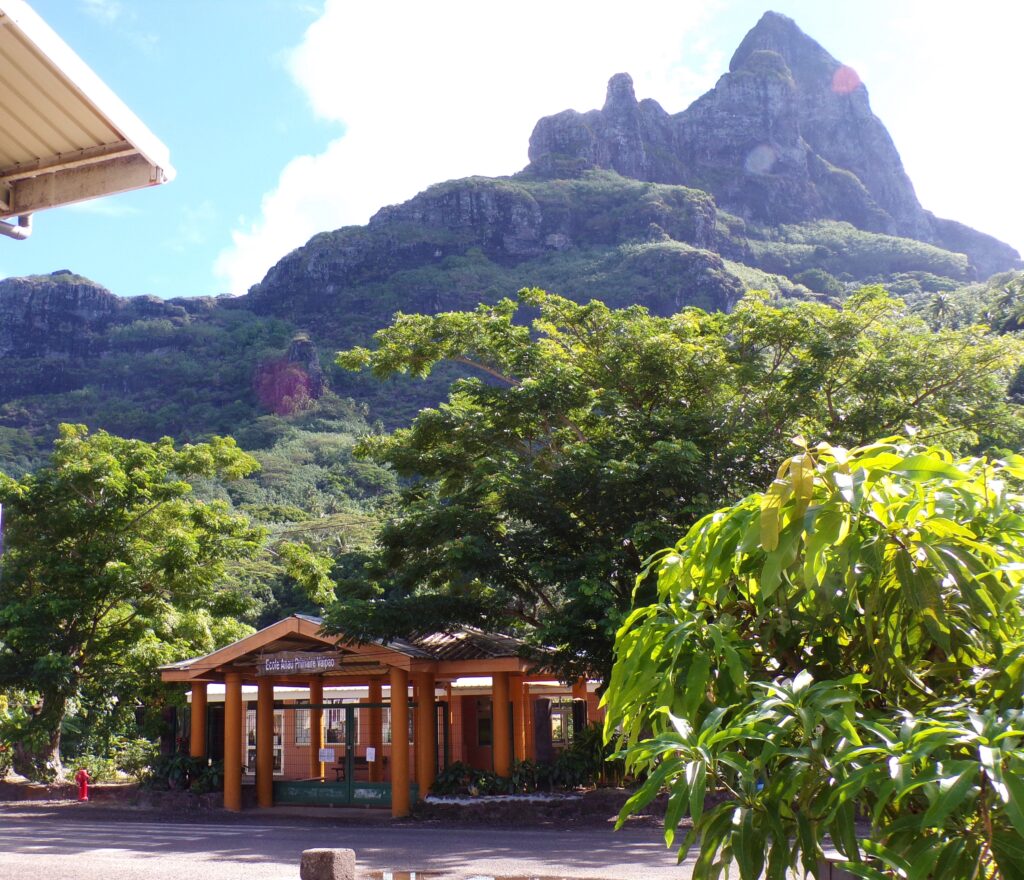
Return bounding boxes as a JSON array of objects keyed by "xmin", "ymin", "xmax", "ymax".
[{"xmin": 74, "ymin": 767, "xmax": 90, "ymax": 802}]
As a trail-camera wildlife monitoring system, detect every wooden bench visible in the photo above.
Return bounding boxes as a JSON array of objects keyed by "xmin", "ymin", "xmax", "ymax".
[{"xmin": 332, "ymin": 755, "xmax": 386, "ymax": 781}]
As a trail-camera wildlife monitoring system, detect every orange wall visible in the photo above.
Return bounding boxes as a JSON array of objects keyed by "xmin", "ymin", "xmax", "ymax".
[{"xmin": 236, "ymin": 690, "xmax": 605, "ymax": 782}]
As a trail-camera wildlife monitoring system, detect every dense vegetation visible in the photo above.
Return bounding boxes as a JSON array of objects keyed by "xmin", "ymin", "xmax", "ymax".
[
  {"xmin": 0, "ymin": 304, "xmax": 294, "ymax": 475},
  {"xmin": 2, "ymin": 272, "xmax": 1023, "ymax": 784},
  {"xmin": 0, "ymin": 398, "xmax": 395, "ymax": 778},
  {"xmin": 329, "ymin": 287, "xmax": 1024, "ymax": 683},
  {"xmin": 0, "ymin": 427, "xmax": 264, "ymax": 777},
  {"xmin": 607, "ymin": 439, "xmax": 1024, "ymax": 879},
  {"xmin": 4, "ymin": 173, "xmax": 1018, "ymax": 461}
]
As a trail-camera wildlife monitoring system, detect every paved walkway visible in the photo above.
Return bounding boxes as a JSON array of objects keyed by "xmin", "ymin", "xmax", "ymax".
[{"xmin": 0, "ymin": 803, "xmax": 721, "ymax": 880}]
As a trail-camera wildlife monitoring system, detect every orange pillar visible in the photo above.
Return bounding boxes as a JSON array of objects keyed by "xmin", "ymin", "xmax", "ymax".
[
  {"xmin": 524, "ymin": 682, "xmax": 535, "ymax": 761},
  {"xmin": 368, "ymin": 678, "xmax": 383, "ymax": 782},
  {"xmin": 256, "ymin": 677, "xmax": 274, "ymax": 808},
  {"xmin": 190, "ymin": 682, "xmax": 207, "ymax": 759},
  {"xmin": 309, "ymin": 678, "xmax": 324, "ymax": 780},
  {"xmin": 511, "ymin": 675, "xmax": 527, "ymax": 762},
  {"xmin": 224, "ymin": 672, "xmax": 243, "ymax": 812},
  {"xmin": 390, "ymin": 667, "xmax": 410, "ymax": 818},
  {"xmin": 414, "ymin": 672, "xmax": 436, "ymax": 797},
  {"xmin": 492, "ymin": 671, "xmax": 511, "ymax": 777}
]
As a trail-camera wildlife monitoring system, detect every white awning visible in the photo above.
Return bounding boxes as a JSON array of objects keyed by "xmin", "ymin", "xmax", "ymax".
[{"xmin": 0, "ymin": 0, "xmax": 174, "ymax": 222}]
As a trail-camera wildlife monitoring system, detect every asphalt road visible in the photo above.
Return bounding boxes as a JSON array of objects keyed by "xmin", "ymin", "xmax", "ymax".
[{"xmin": 0, "ymin": 804, "xmax": 717, "ymax": 880}]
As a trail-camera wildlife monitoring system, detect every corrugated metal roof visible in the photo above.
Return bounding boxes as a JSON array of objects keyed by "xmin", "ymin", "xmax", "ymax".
[
  {"xmin": 407, "ymin": 628, "xmax": 527, "ymax": 661},
  {"xmin": 0, "ymin": 0, "xmax": 173, "ymax": 220},
  {"xmin": 159, "ymin": 614, "xmax": 531, "ymax": 676},
  {"xmin": 298, "ymin": 614, "xmax": 527, "ymax": 661}
]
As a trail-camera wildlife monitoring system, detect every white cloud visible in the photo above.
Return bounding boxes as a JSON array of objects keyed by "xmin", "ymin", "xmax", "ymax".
[
  {"xmin": 65, "ymin": 199, "xmax": 140, "ymax": 218},
  {"xmin": 214, "ymin": 0, "xmax": 722, "ymax": 295},
  {"xmin": 216, "ymin": 1, "xmax": 1024, "ymax": 297},
  {"xmin": 165, "ymin": 200, "xmax": 219, "ymax": 253},
  {"xmin": 80, "ymin": 0, "xmax": 123, "ymax": 24},
  {"xmin": 78, "ymin": 0, "xmax": 160, "ymax": 54},
  {"xmin": 873, "ymin": 7, "xmax": 1024, "ymax": 255}
]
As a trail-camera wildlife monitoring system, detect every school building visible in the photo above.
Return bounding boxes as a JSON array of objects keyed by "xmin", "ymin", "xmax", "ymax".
[{"xmin": 160, "ymin": 614, "xmax": 600, "ymax": 816}]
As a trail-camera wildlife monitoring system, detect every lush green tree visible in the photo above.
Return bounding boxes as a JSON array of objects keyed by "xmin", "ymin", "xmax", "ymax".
[
  {"xmin": 0, "ymin": 425, "xmax": 265, "ymax": 777},
  {"xmin": 205, "ymin": 395, "xmax": 391, "ymax": 628},
  {"xmin": 606, "ymin": 439, "xmax": 1024, "ymax": 879},
  {"xmin": 332, "ymin": 288, "xmax": 1024, "ymax": 682}
]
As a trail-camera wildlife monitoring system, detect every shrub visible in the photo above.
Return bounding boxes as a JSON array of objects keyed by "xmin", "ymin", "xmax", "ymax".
[
  {"xmin": 792, "ymin": 268, "xmax": 843, "ymax": 296},
  {"xmin": 71, "ymin": 754, "xmax": 118, "ymax": 783},
  {"xmin": 191, "ymin": 760, "xmax": 224, "ymax": 794},
  {"xmin": 145, "ymin": 753, "xmax": 223, "ymax": 793},
  {"xmin": 112, "ymin": 738, "xmax": 159, "ymax": 780},
  {"xmin": 430, "ymin": 761, "xmax": 478, "ymax": 796},
  {"xmin": 571, "ymin": 721, "xmax": 624, "ymax": 785},
  {"xmin": 428, "ymin": 736, "xmax": 615, "ymax": 798},
  {"xmin": 607, "ymin": 439, "xmax": 1024, "ymax": 878}
]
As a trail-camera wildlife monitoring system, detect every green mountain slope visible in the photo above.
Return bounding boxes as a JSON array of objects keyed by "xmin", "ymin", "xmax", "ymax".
[{"xmin": 1, "ymin": 12, "xmax": 1020, "ymax": 470}]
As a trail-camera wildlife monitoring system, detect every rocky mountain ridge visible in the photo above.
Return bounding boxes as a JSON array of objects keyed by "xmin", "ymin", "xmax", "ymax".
[
  {"xmin": 1, "ymin": 11, "xmax": 1021, "ymax": 461},
  {"xmin": 0, "ymin": 271, "xmax": 217, "ymax": 361},
  {"xmin": 527, "ymin": 12, "xmax": 1017, "ymax": 278}
]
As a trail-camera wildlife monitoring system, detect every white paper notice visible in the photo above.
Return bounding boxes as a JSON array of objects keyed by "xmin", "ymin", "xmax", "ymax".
[
  {"xmin": 365, "ymin": 747, "xmax": 376, "ymax": 762},
  {"xmin": 319, "ymin": 748, "xmax": 335, "ymax": 763}
]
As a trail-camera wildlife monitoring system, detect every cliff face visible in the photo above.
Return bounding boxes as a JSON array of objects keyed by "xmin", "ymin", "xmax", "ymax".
[
  {"xmin": 245, "ymin": 9, "xmax": 1018, "ymax": 332},
  {"xmin": 527, "ymin": 12, "xmax": 1020, "ymax": 278},
  {"xmin": 0, "ymin": 272, "xmax": 193, "ymax": 360},
  {"xmin": 2, "ymin": 10, "xmax": 1022, "ymax": 451},
  {"xmin": 244, "ymin": 173, "xmax": 735, "ymax": 324}
]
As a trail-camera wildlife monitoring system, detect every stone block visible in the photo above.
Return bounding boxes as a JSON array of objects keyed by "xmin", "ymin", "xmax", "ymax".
[{"xmin": 300, "ymin": 848, "xmax": 356, "ymax": 880}]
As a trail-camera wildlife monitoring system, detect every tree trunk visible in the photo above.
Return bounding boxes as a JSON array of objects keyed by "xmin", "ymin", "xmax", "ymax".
[{"xmin": 12, "ymin": 690, "xmax": 68, "ymax": 780}]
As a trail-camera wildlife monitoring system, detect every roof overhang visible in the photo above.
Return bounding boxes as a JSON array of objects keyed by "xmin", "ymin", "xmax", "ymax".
[
  {"xmin": 0, "ymin": 0, "xmax": 174, "ymax": 221},
  {"xmin": 160, "ymin": 616, "xmax": 405, "ymax": 683},
  {"xmin": 160, "ymin": 615, "xmax": 537, "ymax": 684}
]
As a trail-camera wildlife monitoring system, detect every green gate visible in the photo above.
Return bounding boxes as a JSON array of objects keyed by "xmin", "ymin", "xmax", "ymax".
[
  {"xmin": 273, "ymin": 779, "xmax": 417, "ymax": 807},
  {"xmin": 271, "ymin": 700, "xmax": 440, "ymax": 807}
]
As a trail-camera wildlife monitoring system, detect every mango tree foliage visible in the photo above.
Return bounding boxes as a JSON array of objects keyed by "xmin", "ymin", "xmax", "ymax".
[
  {"xmin": 605, "ymin": 439, "xmax": 1024, "ymax": 880},
  {"xmin": 334, "ymin": 287, "xmax": 1024, "ymax": 682},
  {"xmin": 0, "ymin": 425, "xmax": 265, "ymax": 777}
]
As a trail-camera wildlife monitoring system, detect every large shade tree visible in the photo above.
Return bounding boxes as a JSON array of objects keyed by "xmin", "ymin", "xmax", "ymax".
[
  {"xmin": 605, "ymin": 439, "xmax": 1024, "ymax": 879},
  {"xmin": 0, "ymin": 425, "xmax": 265, "ymax": 777},
  {"xmin": 332, "ymin": 288, "xmax": 1024, "ymax": 682}
]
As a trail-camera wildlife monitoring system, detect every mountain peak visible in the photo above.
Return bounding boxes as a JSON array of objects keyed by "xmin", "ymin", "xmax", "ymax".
[
  {"xmin": 525, "ymin": 12, "xmax": 1020, "ymax": 277},
  {"xmin": 729, "ymin": 11, "xmax": 836, "ymax": 77},
  {"xmin": 603, "ymin": 73, "xmax": 638, "ymax": 112}
]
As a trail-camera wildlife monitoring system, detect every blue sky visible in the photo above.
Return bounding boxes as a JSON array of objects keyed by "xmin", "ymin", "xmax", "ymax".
[{"xmin": 2, "ymin": 1, "xmax": 1022, "ymax": 299}]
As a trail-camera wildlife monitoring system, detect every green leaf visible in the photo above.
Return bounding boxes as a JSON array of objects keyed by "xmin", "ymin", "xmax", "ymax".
[
  {"xmin": 733, "ymin": 807, "xmax": 766, "ymax": 880},
  {"xmin": 921, "ymin": 766, "xmax": 976, "ymax": 827},
  {"xmin": 890, "ymin": 453, "xmax": 966, "ymax": 480},
  {"xmin": 992, "ymin": 829, "xmax": 1024, "ymax": 880},
  {"xmin": 687, "ymin": 759, "xmax": 707, "ymax": 824},
  {"xmin": 835, "ymin": 864, "xmax": 890, "ymax": 880},
  {"xmin": 931, "ymin": 838, "xmax": 968, "ymax": 880},
  {"xmin": 681, "ymin": 653, "xmax": 712, "ymax": 718},
  {"xmin": 1002, "ymin": 770, "xmax": 1024, "ymax": 839}
]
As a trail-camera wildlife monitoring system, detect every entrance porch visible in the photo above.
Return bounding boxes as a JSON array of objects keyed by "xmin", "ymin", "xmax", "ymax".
[{"xmin": 160, "ymin": 614, "xmax": 569, "ymax": 816}]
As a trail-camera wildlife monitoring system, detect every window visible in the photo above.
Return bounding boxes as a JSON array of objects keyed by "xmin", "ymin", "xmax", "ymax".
[
  {"xmin": 324, "ymin": 699, "xmax": 359, "ymax": 746},
  {"xmin": 295, "ymin": 707, "xmax": 310, "ymax": 746},
  {"xmin": 381, "ymin": 705, "xmax": 415, "ymax": 744},
  {"xmin": 244, "ymin": 707, "xmax": 284, "ymax": 775},
  {"xmin": 550, "ymin": 698, "xmax": 575, "ymax": 748}
]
